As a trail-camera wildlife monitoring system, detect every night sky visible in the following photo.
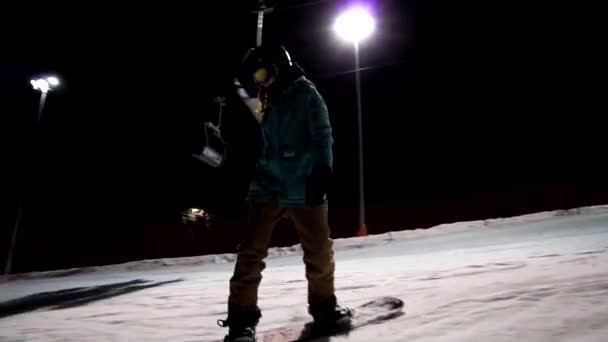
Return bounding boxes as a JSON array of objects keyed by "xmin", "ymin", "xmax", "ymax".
[{"xmin": 2, "ymin": 0, "xmax": 603, "ymax": 273}]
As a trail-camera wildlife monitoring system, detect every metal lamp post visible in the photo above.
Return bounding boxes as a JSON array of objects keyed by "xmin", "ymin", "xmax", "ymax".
[
  {"xmin": 4, "ymin": 76, "xmax": 60, "ymax": 275},
  {"xmin": 334, "ymin": 7, "xmax": 376, "ymax": 236},
  {"xmin": 30, "ymin": 76, "xmax": 59, "ymax": 124}
]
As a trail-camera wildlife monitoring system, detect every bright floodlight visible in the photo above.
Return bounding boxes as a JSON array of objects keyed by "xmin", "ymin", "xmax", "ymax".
[
  {"xmin": 30, "ymin": 79, "xmax": 50, "ymax": 93},
  {"xmin": 334, "ymin": 6, "xmax": 375, "ymax": 44},
  {"xmin": 31, "ymin": 76, "xmax": 60, "ymax": 93},
  {"xmin": 47, "ymin": 76, "xmax": 60, "ymax": 86}
]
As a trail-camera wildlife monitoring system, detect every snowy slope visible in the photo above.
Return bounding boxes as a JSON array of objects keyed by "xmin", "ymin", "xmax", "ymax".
[{"xmin": 1, "ymin": 205, "xmax": 608, "ymax": 341}]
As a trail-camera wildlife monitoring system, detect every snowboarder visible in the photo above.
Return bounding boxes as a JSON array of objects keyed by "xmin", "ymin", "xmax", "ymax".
[{"xmin": 218, "ymin": 45, "xmax": 351, "ymax": 342}]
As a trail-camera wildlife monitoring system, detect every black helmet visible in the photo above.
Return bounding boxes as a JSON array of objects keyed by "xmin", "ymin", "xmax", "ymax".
[{"xmin": 240, "ymin": 45, "xmax": 293, "ymax": 81}]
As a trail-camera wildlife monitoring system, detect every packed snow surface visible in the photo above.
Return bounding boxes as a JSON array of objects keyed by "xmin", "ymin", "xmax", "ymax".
[{"xmin": 1, "ymin": 205, "xmax": 607, "ymax": 341}]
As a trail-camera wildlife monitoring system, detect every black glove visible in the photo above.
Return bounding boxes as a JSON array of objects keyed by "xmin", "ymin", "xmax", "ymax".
[{"xmin": 305, "ymin": 164, "xmax": 332, "ymax": 207}]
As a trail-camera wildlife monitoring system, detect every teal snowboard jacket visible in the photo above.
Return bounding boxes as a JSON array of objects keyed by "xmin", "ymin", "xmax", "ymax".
[{"xmin": 248, "ymin": 76, "xmax": 333, "ymax": 207}]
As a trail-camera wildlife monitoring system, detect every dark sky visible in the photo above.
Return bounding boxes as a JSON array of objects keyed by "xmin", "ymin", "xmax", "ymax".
[{"xmin": 1, "ymin": 1, "xmax": 604, "ymax": 270}]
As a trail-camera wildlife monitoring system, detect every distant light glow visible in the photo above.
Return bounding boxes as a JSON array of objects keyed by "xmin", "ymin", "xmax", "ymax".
[
  {"xmin": 334, "ymin": 6, "xmax": 376, "ymax": 44},
  {"xmin": 31, "ymin": 75, "xmax": 60, "ymax": 93},
  {"xmin": 181, "ymin": 208, "xmax": 209, "ymax": 224},
  {"xmin": 47, "ymin": 76, "xmax": 60, "ymax": 86},
  {"xmin": 188, "ymin": 208, "xmax": 205, "ymax": 216},
  {"xmin": 30, "ymin": 79, "xmax": 50, "ymax": 93}
]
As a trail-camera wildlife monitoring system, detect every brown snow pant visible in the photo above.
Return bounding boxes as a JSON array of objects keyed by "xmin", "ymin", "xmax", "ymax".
[{"xmin": 228, "ymin": 200, "xmax": 336, "ymax": 315}]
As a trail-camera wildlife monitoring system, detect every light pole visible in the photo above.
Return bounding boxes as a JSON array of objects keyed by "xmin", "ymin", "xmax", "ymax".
[
  {"xmin": 30, "ymin": 76, "xmax": 59, "ymax": 124},
  {"xmin": 334, "ymin": 6, "xmax": 375, "ymax": 236},
  {"xmin": 4, "ymin": 76, "xmax": 60, "ymax": 275}
]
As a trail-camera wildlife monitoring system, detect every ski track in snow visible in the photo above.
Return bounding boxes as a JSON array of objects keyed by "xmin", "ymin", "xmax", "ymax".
[{"xmin": 1, "ymin": 205, "xmax": 608, "ymax": 341}]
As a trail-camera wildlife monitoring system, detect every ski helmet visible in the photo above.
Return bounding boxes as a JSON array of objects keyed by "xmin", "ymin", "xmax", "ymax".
[{"xmin": 240, "ymin": 45, "xmax": 293, "ymax": 84}]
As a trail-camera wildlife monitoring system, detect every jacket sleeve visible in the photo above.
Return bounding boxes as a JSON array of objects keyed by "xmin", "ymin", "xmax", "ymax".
[
  {"xmin": 306, "ymin": 84, "xmax": 334, "ymax": 169},
  {"xmin": 234, "ymin": 78, "xmax": 258, "ymax": 118}
]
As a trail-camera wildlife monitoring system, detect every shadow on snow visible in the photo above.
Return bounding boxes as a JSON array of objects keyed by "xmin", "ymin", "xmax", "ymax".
[{"xmin": 0, "ymin": 278, "xmax": 183, "ymax": 318}]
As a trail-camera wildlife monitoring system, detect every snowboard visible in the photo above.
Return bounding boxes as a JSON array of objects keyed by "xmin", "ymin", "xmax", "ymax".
[{"xmin": 217, "ymin": 296, "xmax": 404, "ymax": 342}]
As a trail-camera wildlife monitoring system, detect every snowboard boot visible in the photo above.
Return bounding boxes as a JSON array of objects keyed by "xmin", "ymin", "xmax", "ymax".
[
  {"xmin": 308, "ymin": 295, "xmax": 353, "ymax": 331},
  {"xmin": 217, "ymin": 309, "xmax": 261, "ymax": 342}
]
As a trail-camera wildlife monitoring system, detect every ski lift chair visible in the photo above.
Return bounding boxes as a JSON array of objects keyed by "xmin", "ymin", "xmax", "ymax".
[{"xmin": 193, "ymin": 97, "xmax": 227, "ymax": 168}]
